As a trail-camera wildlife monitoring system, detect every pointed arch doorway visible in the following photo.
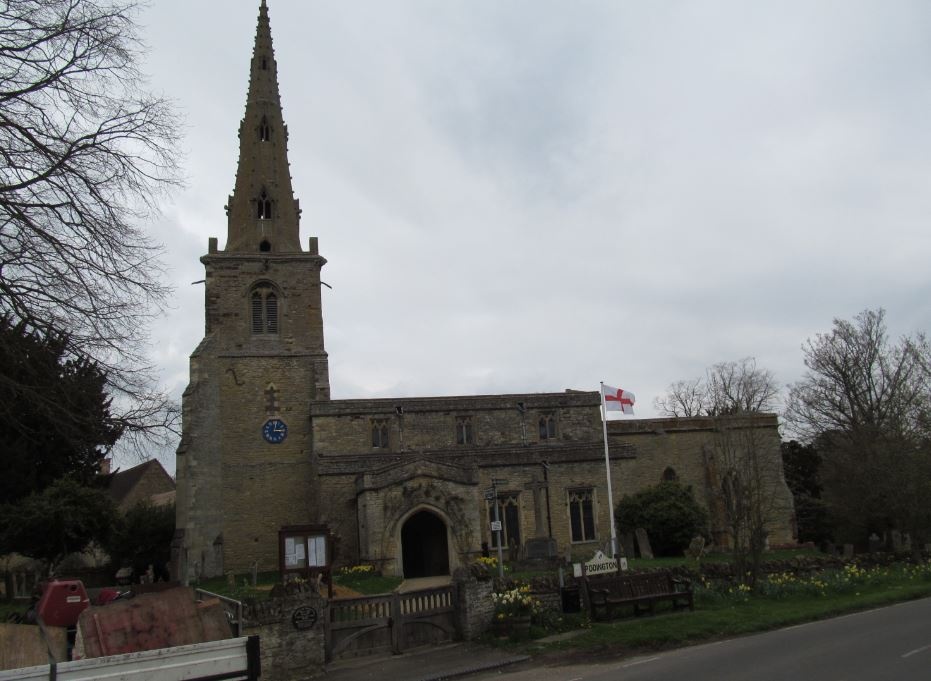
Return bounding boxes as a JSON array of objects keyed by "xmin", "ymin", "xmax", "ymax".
[{"xmin": 401, "ymin": 510, "xmax": 450, "ymax": 578}]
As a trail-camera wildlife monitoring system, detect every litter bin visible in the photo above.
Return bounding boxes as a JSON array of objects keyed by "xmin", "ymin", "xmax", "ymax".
[{"xmin": 560, "ymin": 585, "xmax": 581, "ymax": 613}]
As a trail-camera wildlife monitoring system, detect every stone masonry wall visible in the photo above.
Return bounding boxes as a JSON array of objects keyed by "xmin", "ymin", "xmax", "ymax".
[
  {"xmin": 609, "ymin": 415, "xmax": 796, "ymax": 545},
  {"xmin": 311, "ymin": 392, "xmax": 601, "ymax": 455},
  {"xmin": 243, "ymin": 590, "xmax": 328, "ymax": 681},
  {"xmin": 220, "ymin": 353, "xmax": 318, "ymax": 573},
  {"xmin": 455, "ymin": 573, "xmax": 495, "ymax": 639}
]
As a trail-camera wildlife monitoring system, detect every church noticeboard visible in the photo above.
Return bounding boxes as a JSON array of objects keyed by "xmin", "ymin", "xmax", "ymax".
[{"xmin": 279, "ymin": 524, "xmax": 333, "ymax": 598}]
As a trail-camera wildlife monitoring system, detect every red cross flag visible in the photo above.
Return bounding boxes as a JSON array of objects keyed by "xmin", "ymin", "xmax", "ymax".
[{"xmin": 602, "ymin": 385, "xmax": 635, "ymax": 415}]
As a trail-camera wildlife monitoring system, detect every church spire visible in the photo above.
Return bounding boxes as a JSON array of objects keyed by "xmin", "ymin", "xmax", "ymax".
[{"xmin": 224, "ymin": 0, "xmax": 301, "ymax": 253}]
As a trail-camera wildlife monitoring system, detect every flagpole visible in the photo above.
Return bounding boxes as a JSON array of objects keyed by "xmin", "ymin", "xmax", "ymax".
[{"xmin": 600, "ymin": 381, "xmax": 619, "ymax": 559}]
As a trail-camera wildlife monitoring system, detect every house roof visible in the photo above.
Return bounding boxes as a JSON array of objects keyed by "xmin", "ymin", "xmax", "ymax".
[{"xmin": 106, "ymin": 459, "xmax": 175, "ymax": 506}]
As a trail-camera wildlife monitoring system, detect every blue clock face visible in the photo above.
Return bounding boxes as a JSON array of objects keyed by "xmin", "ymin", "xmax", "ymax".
[{"xmin": 262, "ymin": 418, "xmax": 288, "ymax": 444}]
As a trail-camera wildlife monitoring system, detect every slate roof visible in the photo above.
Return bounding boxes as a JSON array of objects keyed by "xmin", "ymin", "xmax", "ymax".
[{"xmin": 106, "ymin": 459, "xmax": 174, "ymax": 506}]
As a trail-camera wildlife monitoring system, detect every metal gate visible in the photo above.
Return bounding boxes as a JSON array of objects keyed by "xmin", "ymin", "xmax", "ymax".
[{"xmin": 325, "ymin": 584, "xmax": 459, "ymax": 662}]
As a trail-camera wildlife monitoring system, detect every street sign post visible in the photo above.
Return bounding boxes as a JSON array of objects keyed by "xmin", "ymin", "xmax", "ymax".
[{"xmin": 490, "ymin": 479, "xmax": 509, "ymax": 578}]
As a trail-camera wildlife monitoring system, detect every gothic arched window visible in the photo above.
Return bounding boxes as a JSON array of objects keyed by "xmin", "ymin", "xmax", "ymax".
[
  {"xmin": 256, "ymin": 189, "xmax": 272, "ymax": 220},
  {"xmin": 662, "ymin": 467, "xmax": 679, "ymax": 482},
  {"xmin": 250, "ymin": 285, "xmax": 279, "ymax": 335}
]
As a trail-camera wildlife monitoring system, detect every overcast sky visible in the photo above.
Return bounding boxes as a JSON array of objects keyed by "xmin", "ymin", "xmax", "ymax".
[{"xmin": 136, "ymin": 1, "xmax": 931, "ymax": 473}]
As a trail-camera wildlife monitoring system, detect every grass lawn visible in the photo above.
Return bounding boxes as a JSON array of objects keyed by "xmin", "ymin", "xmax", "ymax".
[
  {"xmin": 191, "ymin": 569, "xmax": 403, "ymax": 600},
  {"xmin": 0, "ymin": 600, "xmax": 26, "ymax": 621},
  {"xmin": 512, "ymin": 561, "xmax": 931, "ymax": 655},
  {"xmin": 333, "ymin": 572, "xmax": 402, "ymax": 595}
]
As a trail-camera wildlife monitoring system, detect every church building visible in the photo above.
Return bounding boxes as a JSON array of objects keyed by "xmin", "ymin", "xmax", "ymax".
[{"xmin": 174, "ymin": 1, "xmax": 795, "ymax": 583}]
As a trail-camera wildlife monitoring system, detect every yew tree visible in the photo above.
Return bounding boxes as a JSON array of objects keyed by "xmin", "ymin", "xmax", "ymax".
[{"xmin": 0, "ymin": 317, "xmax": 121, "ymax": 503}]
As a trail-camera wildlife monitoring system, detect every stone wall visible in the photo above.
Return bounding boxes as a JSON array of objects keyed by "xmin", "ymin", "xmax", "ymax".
[
  {"xmin": 243, "ymin": 590, "xmax": 328, "ymax": 681},
  {"xmin": 455, "ymin": 572, "xmax": 495, "ymax": 639},
  {"xmin": 311, "ymin": 392, "xmax": 602, "ymax": 455},
  {"xmin": 609, "ymin": 414, "xmax": 796, "ymax": 546}
]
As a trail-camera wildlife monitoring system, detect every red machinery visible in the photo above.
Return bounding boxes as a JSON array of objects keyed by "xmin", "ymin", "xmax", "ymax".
[{"xmin": 35, "ymin": 579, "xmax": 91, "ymax": 627}]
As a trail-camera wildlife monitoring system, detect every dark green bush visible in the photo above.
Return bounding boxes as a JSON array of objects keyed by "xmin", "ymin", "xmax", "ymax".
[
  {"xmin": 105, "ymin": 502, "xmax": 175, "ymax": 579},
  {"xmin": 615, "ymin": 482, "xmax": 709, "ymax": 557}
]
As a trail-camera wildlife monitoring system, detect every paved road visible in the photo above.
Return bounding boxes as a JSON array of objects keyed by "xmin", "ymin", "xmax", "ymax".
[{"xmin": 472, "ymin": 597, "xmax": 931, "ymax": 681}]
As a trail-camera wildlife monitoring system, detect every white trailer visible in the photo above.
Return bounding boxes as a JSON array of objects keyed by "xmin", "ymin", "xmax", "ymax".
[{"xmin": 0, "ymin": 635, "xmax": 260, "ymax": 681}]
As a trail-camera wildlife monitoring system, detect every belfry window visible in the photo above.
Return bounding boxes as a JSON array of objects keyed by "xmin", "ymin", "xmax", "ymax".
[
  {"xmin": 539, "ymin": 414, "xmax": 557, "ymax": 440},
  {"xmin": 250, "ymin": 285, "xmax": 279, "ymax": 335},
  {"xmin": 259, "ymin": 117, "xmax": 270, "ymax": 141},
  {"xmin": 256, "ymin": 189, "xmax": 272, "ymax": 220}
]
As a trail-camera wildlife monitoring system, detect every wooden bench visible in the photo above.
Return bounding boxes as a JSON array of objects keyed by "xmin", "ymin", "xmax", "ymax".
[{"xmin": 583, "ymin": 571, "xmax": 693, "ymax": 620}]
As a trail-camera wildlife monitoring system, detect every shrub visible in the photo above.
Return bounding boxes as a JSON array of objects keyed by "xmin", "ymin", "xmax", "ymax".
[
  {"xmin": 105, "ymin": 502, "xmax": 175, "ymax": 579},
  {"xmin": 615, "ymin": 482, "xmax": 709, "ymax": 557}
]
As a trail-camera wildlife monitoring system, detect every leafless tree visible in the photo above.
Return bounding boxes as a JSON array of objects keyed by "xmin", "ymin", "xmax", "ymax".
[
  {"xmin": 655, "ymin": 358, "xmax": 780, "ymax": 417},
  {"xmin": 653, "ymin": 377, "xmax": 707, "ymax": 417},
  {"xmin": 786, "ymin": 309, "xmax": 931, "ymax": 554},
  {"xmin": 705, "ymin": 421, "xmax": 789, "ymax": 587},
  {"xmin": 786, "ymin": 309, "xmax": 931, "ymax": 441},
  {"xmin": 0, "ymin": 0, "xmax": 181, "ymax": 453}
]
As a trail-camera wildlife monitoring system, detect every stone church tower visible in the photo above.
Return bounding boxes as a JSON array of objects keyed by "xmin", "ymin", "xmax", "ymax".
[{"xmin": 174, "ymin": 0, "xmax": 330, "ymax": 581}]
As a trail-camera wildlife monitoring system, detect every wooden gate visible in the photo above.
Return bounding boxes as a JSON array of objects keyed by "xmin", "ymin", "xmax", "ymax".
[{"xmin": 325, "ymin": 584, "xmax": 458, "ymax": 662}]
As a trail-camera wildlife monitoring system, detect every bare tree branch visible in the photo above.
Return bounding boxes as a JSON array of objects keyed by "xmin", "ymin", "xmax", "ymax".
[
  {"xmin": 0, "ymin": 0, "xmax": 182, "ymax": 452},
  {"xmin": 655, "ymin": 358, "xmax": 780, "ymax": 417}
]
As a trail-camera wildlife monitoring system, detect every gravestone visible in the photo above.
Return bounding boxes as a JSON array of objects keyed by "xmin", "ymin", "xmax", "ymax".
[
  {"xmin": 635, "ymin": 528, "xmax": 654, "ymax": 560},
  {"xmin": 620, "ymin": 533, "xmax": 636, "ymax": 559},
  {"xmin": 686, "ymin": 536, "xmax": 706, "ymax": 560},
  {"xmin": 842, "ymin": 544, "xmax": 854, "ymax": 559},
  {"xmin": 868, "ymin": 533, "xmax": 881, "ymax": 553},
  {"xmin": 891, "ymin": 530, "xmax": 903, "ymax": 553}
]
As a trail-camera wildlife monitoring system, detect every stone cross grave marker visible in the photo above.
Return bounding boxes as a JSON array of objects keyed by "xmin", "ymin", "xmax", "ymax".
[{"xmin": 523, "ymin": 478, "xmax": 549, "ymax": 538}]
